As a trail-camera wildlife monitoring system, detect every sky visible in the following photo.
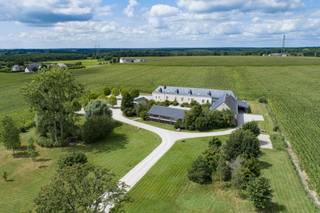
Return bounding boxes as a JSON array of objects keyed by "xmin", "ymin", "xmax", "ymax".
[{"xmin": 0, "ymin": 0, "xmax": 319, "ymax": 48}]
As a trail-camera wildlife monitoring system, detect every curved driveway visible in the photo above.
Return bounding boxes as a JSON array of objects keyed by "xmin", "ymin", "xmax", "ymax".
[{"xmin": 111, "ymin": 108, "xmax": 237, "ymax": 191}]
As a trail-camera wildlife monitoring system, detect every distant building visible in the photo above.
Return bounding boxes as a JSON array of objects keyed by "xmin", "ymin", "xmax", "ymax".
[
  {"xmin": 57, "ymin": 63, "xmax": 68, "ymax": 69},
  {"xmin": 148, "ymin": 105, "xmax": 186, "ymax": 124},
  {"xmin": 11, "ymin": 65, "xmax": 24, "ymax": 72},
  {"xmin": 151, "ymin": 86, "xmax": 249, "ymax": 123},
  {"xmin": 268, "ymin": 53, "xmax": 287, "ymax": 57},
  {"xmin": 25, "ymin": 64, "xmax": 41, "ymax": 73},
  {"xmin": 119, "ymin": 57, "xmax": 145, "ymax": 64}
]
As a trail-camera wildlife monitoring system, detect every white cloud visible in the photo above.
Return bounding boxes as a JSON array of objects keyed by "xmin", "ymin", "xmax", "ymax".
[
  {"xmin": 124, "ymin": 0, "xmax": 138, "ymax": 17},
  {"xmin": 177, "ymin": 0, "xmax": 302, "ymax": 13},
  {"xmin": 149, "ymin": 4, "xmax": 179, "ymax": 17}
]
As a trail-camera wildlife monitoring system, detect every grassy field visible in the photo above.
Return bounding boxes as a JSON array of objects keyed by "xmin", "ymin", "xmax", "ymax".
[
  {"xmin": 45, "ymin": 59, "xmax": 100, "ymax": 67},
  {"xmin": 0, "ymin": 124, "xmax": 160, "ymax": 212},
  {"xmin": 1, "ymin": 56, "xmax": 320, "ymax": 201},
  {"xmin": 124, "ymin": 137, "xmax": 317, "ymax": 213}
]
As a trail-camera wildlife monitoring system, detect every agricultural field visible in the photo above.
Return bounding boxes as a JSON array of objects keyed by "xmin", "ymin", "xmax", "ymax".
[
  {"xmin": 0, "ymin": 124, "xmax": 160, "ymax": 212},
  {"xmin": 124, "ymin": 136, "xmax": 317, "ymax": 213},
  {"xmin": 1, "ymin": 56, "xmax": 320, "ymax": 208},
  {"xmin": 45, "ymin": 59, "xmax": 100, "ymax": 67}
]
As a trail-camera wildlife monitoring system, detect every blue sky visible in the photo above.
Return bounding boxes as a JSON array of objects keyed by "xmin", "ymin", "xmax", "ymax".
[{"xmin": 0, "ymin": 0, "xmax": 319, "ymax": 48}]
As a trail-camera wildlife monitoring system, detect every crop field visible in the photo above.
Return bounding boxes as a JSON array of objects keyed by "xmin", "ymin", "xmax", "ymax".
[
  {"xmin": 45, "ymin": 59, "xmax": 99, "ymax": 67},
  {"xmin": 124, "ymin": 137, "xmax": 317, "ymax": 213},
  {"xmin": 0, "ymin": 124, "xmax": 160, "ymax": 212},
  {"xmin": 1, "ymin": 56, "xmax": 320, "ymax": 203}
]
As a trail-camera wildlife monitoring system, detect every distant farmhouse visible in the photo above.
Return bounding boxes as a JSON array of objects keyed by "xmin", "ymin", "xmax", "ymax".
[
  {"xmin": 25, "ymin": 64, "xmax": 41, "ymax": 73},
  {"xmin": 119, "ymin": 57, "xmax": 145, "ymax": 64},
  {"xmin": 11, "ymin": 65, "xmax": 24, "ymax": 72},
  {"xmin": 148, "ymin": 86, "xmax": 248, "ymax": 124}
]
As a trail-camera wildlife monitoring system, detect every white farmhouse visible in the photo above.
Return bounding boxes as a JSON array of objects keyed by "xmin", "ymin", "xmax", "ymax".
[
  {"xmin": 25, "ymin": 64, "xmax": 40, "ymax": 73},
  {"xmin": 119, "ymin": 57, "xmax": 145, "ymax": 64},
  {"xmin": 11, "ymin": 65, "xmax": 24, "ymax": 72},
  {"xmin": 151, "ymin": 86, "xmax": 248, "ymax": 122}
]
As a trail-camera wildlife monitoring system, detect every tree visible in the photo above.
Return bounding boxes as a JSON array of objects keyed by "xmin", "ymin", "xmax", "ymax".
[
  {"xmin": 103, "ymin": 87, "xmax": 111, "ymax": 96},
  {"xmin": 203, "ymin": 137, "xmax": 222, "ymax": 171},
  {"xmin": 85, "ymin": 99, "xmax": 112, "ymax": 118},
  {"xmin": 195, "ymin": 116, "xmax": 209, "ymax": 131},
  {"xmin": 258, "ymin": 97, "xmax": 268, "ymax": 104},
  {"xmin": 242, "ymin": 122, "xmax": 260, "ymax": 137},
  {"xmin": 188, "ymin": 155, "xmax": 212, "ymax": 185},
  {"xmin": 139, "ymin": 111, "xmax": 148, "ymax": 121},
  {"xmin": 82, "ymin": 117, "xmax": 114, "ymax": 144},
  {"xmin": 111, "ymin": 88, "xmax": 120, "ymax": 96},
  {"xmin": 129, "ymin": 89, "xmax": 140, "ymax": 98},
  {"xmin": 121, "ymin": 92, "xmax": 135, "ymax": 116},
  {"xmin": 246, "ymin": 177, "xmax": 273, "ymax": 209},
  {"xmin": 224, "ymin": 129, "xmax": 261, "ymax": 161},
  {"xmin": 58, "ymin": 152, "xmax": 88, "ymax": 169},
  {"xmin": 0, "ymin": 116, "xmax": 20, "ymax": 153},
  {"xmin": 27, "ymin": 138, "xmax": 38, "ymax": 160},
  {"xmin": 24, "ymin": 69, "xmax": 84, "ymax": 146},
  {"xmin": 34, "ymin": 164, "xmax": 128, "ymax": 213},
  {"xmin": 2, "ymin": 171, "xmax": 8, "ymax": 181},
  {"xmin": 108, "ymin": 95, "xmax": 117, "ymax": 107}
]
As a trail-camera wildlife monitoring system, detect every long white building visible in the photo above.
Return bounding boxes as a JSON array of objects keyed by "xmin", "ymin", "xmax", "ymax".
[{"xmin": 152, "ymin": 86, "xmax": 247, "ymax": 116}]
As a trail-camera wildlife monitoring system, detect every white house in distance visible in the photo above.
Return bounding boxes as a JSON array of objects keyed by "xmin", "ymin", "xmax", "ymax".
[
  {"xmin": 25, "ymin": 64, "xmax": 41, "ymax": 73},
  {"xmin": 149, "ymin": 86, "xmax": 248, "ymax": 123},
  {"xmin": 11, "ymin": 65, "xmax": 24, "ymax": 72},
  {"xmin": 119, "ymin": 57, "xmax": 145, "ymax": 64}
]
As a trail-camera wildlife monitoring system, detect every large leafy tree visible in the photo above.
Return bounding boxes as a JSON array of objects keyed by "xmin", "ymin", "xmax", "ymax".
[
  {"xmin": 0, "ymin": 116, "xmax": 20, "ymax": 153},
  {"xmin": 188, "ymin": 155, "xmax": 212, "ymax": 185},
  {"xmin": 34, "ymin": 164, "xmax": 128, "ymax": 213},
  {"xmin": 24, "ymin": 69, "xmax": 84, "ymax": 146}
]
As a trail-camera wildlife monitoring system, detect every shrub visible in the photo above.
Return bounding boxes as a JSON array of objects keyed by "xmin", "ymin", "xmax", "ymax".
[
  {"xmin": 0, "ymin": 116, "xmax": 21, "ymax": 153},
  {"xmin": 58, "ymin": 152, "xmax": 88, "ymax": 169},
  {"xmin": 139, "ymin": 111, "xmax": 148, "ymax": 121},
  {"xmin": 103, "ymin": 87, "xmax": 111, "ymax": 96},
  {"xmin": 108, "ymin": 95, "xmax": 117, "ymax": 107},
  {"xmin": 174, "ymin": 119, "xmax": 184, "ymax": 129},
  {"xmin": 258, "ymin": 97, "xmax": 268, "ymax": 104},
  {"xmin": 130, "ymin": 89, "xmax": 140, "ymax": 98},
  {"xmin": 82, "ymin": 117, "xmax": 114, "ymax": 144},
  {"xmin": 27, "ymin": 138, "xmax": 38, "ymax": 160},
  {"xmin": 188, "ymin": 155, "xmax": 212, "ymax": 185},
  {"xmin": 242, "ymin": 122, "xmax": 260, "ymax": 137},
  {"xmin": 246, "ymin": 177, "xmax": 273, "ymax": 209},
  {"xmin": 111, "ymin": 88, "xmax": 120, "ymax": 96},
  {"xmin": 36, "ymin": 136, "xmax": 54, "ymax": 147},
  {"xmin": 85, "ymin": 99, "xmax": 112, "ymax": 118}
]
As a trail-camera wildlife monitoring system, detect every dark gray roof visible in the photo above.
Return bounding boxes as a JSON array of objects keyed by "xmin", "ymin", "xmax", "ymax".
[
  {"xmin": 238, "ymin": 100, "xmax": 249, "ymax": 109},
  {"xmin": 211, "ymin": 94, "xmax": 238, "ymax": 114},
  {"xmin": 148, "ymin": 105, "xmax": 185, "ymax": 121},
  {"xmin": 153, "ymin": 86, "xmax": 235, "ymax": 99},
  {"xmin": 26, "ymin": 64, "xmax": 40, "ymax": 71}
]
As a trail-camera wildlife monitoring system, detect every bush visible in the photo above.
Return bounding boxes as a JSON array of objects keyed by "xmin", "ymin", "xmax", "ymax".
[
  {"xmin": 108, "ymin": 95, "xmax": 117, "ymax": 107},
  {"xmin": 188, "ymin": 156, "xmax": 212, "ymax": 185},
  {"xmin": 36, "ymin": 136, "xmax": 54, "ymax": 147},
  {"xmin": 246, "ymin": 177, "xmax": 273, "ymax": 209},
  {"xmin": 174, "ymin": 119, "xmax": 184, "ymax": 129},
  {"xmin": 242, "ymin": 122, "xmax": 260, "ymax": 137},
  {"xmin": 130, "ymin": 89, "xmax": 140, "ymax": 98},
  {"xmin": 85, "ymin": 99, "xmax": 112, "ymax": 118},
  {"xmin": 258, "ymin": 97, "xmax": 268, "ymax": 104},
  {"xmin": 0, "ymin": 116, "xmax": 21, "ymax": 153},
  {"xmin": 82, "ymin": 117, "xmax": 114, "ymax": 143},
  {"xmin": 103, "ymin": 87, "xmax": 111, "ymax": 96},
  {"xmin": 111, "ymin": 88, "xmax": 120, "ymax": 96},
  {"xmin": 58, "ymin": 152, "xmax": 88, "ymax": 169},
  {"xmin": 139, "ymin": 111, "xmax": 148, "ymax": 121}
]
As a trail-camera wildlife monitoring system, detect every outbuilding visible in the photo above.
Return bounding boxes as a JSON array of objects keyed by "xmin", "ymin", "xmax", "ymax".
[{"xmin": 148, "ymin": 105, "xmax": 186, "ymax": 124}]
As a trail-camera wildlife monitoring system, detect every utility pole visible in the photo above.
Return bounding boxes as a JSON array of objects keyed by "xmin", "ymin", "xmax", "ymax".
[{"xmin": 281, "ymin": 35, "xmax": 286, "ymax": 55}]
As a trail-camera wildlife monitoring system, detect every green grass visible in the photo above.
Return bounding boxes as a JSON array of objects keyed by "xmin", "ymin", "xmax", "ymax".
[
  {"xmin": 45, "ymin": 59, "xmax": 100, "ymax": 67},
  {"xmin": 0, "ymin": 124, "xmax": 160, "ymax": 212},
  {"xmin": 1, "ymin": 55, "xmax": 320, "ymax": 204},
  {"xmin": 124, "ymin": 137, "xmax": 317, "ymax": 213}
]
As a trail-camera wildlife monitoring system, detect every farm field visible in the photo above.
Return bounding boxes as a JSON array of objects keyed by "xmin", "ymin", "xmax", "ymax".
[
  {"xmin": 124, "ymin": 136, "xmax": 317, "ymax": 213},
  {"xmin": 1, "ymin": 56, "xmax": 320, "ymax": 199},
  {"xmin": 0, "ymin": 124, "xmax": 160, "ymax": 212},
  {"xmin": 45, "ymin": 59, "xmax": 100, "ymax": 67}
]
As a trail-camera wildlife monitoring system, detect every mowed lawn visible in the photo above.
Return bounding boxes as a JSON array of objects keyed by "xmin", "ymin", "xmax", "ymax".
[
  {"xmin": 0, "ymin": 124, "xmax": 160, "ymax": 212},
  {"xmin": 124, "ymin": 137, "xmax": 317, "ymax": 213}
]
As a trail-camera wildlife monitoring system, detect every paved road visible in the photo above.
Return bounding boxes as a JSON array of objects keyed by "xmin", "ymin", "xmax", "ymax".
[{"xmin": 112, "ymin": 108, "xmax": 237, "ymax": 191}]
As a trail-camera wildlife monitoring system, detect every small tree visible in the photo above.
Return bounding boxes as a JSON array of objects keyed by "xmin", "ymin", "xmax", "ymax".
[
  {"xmin": 103, "ymin": 87, "xmax": 111, "ymax": 96},
  {"xmin": 121, "ymin": 92, "xmax": 135, "ymax": 116},
  {"xmin": 258, "ymin": 97, "xmax": 268, "ymax": 104},
  {"xmin": 2, "ymin": 171, "xmax": 8, "ymax": 181},
  {"xmin": 129, "ymin": 89, "xmax": 140, "ymax": 98},
  {"xmin": 139, "ymin": 111, "xmax": 148, "ymax": 121},
  {"xmin": 27, "ymin": 138, "xmax": 38, "ymax": 160},
  {"xmin": 108, "ymin": 95, "xmax": 117, "ymax": 107},
  {"xmin": 85, "ymin": 99, "xmax": 112, "ymax": 118},
  {"xmin": 0, "ymin": 116, "xmax": 20, "ymax": 154},
  {"xmin": 188, "ymin": 156, "xmax": 212, "ymax": 185},
  {"xmin": 82, "ymin": 117, "xmax": 114, "ymax": 144},
  {"xmin": 34, "ymin": 164, "xmax": 128, "ymax": 213},
  {"xmin": 242, "ymin": 122, "xmax": 260, "ymax": 137},
  {"xmin": 246, "ymin": 177, "xmax": 273, "ymax": 209},
  {"xmin": 58, "ymin": 152, "xmax": 88, "ymax": 169},
  {"xmin": 111, "ymin": 88, "xmax": 120, "ymax": 96},
  {"xmin": 203, "ymin": 137, "xmax": 222, "ymax": 171}
]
